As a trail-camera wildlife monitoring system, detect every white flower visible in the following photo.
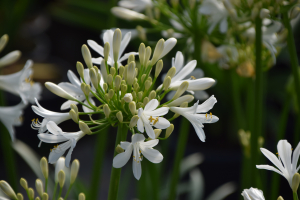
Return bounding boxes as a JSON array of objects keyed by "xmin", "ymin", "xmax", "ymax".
[
  {"xmin": 256, "ymin": 140, "xmax": 300, "ymax": 189},
  {"xmin": 31, "ymin": 98, "xmax": 71, "ymax": 134},
  {"xmin": 124, "ymin": 93, "xmax": 133, "ymax": 102},
  {"xmin": 0, "ymin": 60, "xmax": 42, "ymax": 104},
  {"xmin": 199, "ymin": 0, "xmax": 230, "ymax": 34},
  {"xmin": 38, "ymin": 121, "xmax": 86, "ymax": 167},
  {"xmin": 137, "ymin": 99, "xmax": 170, "ymax": 139},
  {"xmin": 241, "ymin": 187, "xmax": 265, "ymax": 200},
  {"xmin": 118, "ymin": 0, "xmax": 152, "ymax": 12},
  {"xmin": 113, "ymin": 134, "xmax": 163, "ymax": 180},
  {"xmin": 0, "ymin": 102, "xmax": 26, "ymax": 141},
  {"xmin": 87, "ymin": 29, "xmax": 138, "ymax": 67},
  {"xmin": 169, "ymin": 95, "xmax": 218, "ymax": 142}
]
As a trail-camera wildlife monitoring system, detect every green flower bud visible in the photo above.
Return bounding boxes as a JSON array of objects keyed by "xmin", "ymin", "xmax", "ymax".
[
  {"xmin": 79, "ymin": 193, "xmax": 86, "ymax": 200},
  {"xmin": 28, "ymin": 188, "xmax": 34, "ymax": 199},
  {"xmin": 143, "ymin": 97, "xmax": 149, "ymax": 105},
  {"xmin": 81, "ymin": 44, "xmax": 93, "ymax": 69},
  {"xmin": 155, "ymin": 60, "xmax": 163, "ymax": 78},
  {"xmin": 139, "ymin": 43, "xmax": 146, "ymax": 66},
  {"xmin": 129, "ymin": 101, "xmax": 136, "ymax": 115},
  {"xmin": 20, "ymin": 178, "xmax": 28, "ymax": 190},
  {"xmin": 84, "ymin": 84, "xmax": 91, "ymax": 96},
  {"xmin": 107, "ymin": 74, "xmax": 113, "ymax": 86},
  {"xmin": 0, "ymin": 34, "xmax": 8, "ymax": 53},
  {"xmin": 124, "ymin": 65, "xmax": 128, "ymax": 82},
  {"xmin": 144, "ymin": 46, "xmax": 152, "ymax": 67},
  {"xmin": 113, "ymin": 29, "xmax": 122, "ymax": 63},
  {"xmin": 110, "ymin": 67, "xmax": 116, "ymax": 76},
  {"xmin": 129, "ymin": 115, "xmax": 139, "ymax": 128},
  {"xmin": 89, "ymin": 68, "xmax": 99, "ymax": 90},
  {"xmin": 45, "ymin": 82, "xmax": 77, "ymax": 101},
  {"xmin": 147, "ymin": 77, "xmax": 152, "ymax": 82},
  {"xmin": 141, "ymin": 74, "xmax": 146, "ymax": 83},
  {"xmin": 172, "ymin": 81, "xmax": 189, "ymax": 100},
  {"xmin": 165, "ymin": 124, "xmax": 174, "ymax": 138},
  {"xmin": 115, "ymin": 75, "xmax": 122, "ymax": 91},
  {"xmin": 70, "ymin": 159, "xmax": 80, "ymax": 185},
  {"xmin": 151, "ymin": 39, "xmax": 165, "ymax": 66},
  {"xmin": 104, "ymin": 42, "xmax": 110, "ymax": 62},
  {"xmin": 35, "ymin": 179, "xmax": 44, "ymax": 197},
  {"xmin": 121, "ymin": 80, "xmax": 126, "ymax": 85},
  {"xmin": 135, "ymin": 68, "xmax": 138, "ymax": 78},
  {"xmin": 69, "ymin": 109, "xmax": 79, "ymax": 123},
  {"xmin": 128, "ymin": 54, "xmax": 135, "ymax": 64},
  {"xmin": 277, "ymin": 196, "xmax": 284, "ymax": 200},
  {"xmin": 17, "ymin": 193, "xmax": 23, "ymax": 200},
  {"xmin": 166, "ymin": 66, "xmax": 176, "ymax": 78},
  {"xmin": 79, "ymin": 121, "xmax": 92, "ymax": 135},
  {"xmin": 76, "ymin": 62, "xmax": 85, "ymax": 80},
  {"xmin": 116, "ymin": 111, "xmax": 123, "ymax": 122},
  {"xmin": 154, "ymin": 129, "xmax": 162, "ymax": 138},
  {"xmin": 116, "ymin": 144, "xmax": 124, "ymax": 154},
  {"xmin": 119, "ymin": 66, "xmax": 125, "ymax": 77},
  {"xmin": 121, "ymin": 84, "xmax": 128, "ymax": 97},
  {"xmin": 70, "ymin": 104, "xmax": 78, "ymax": 113},
  {"xmin": 132, "ymin": 91, "xmax": 136, "ymax": 101},
  {"xmin": 42, "ymin": 193, "xmax": 49, "ymax": 200},
  {"xmin": 148, "ymin": 90, "xmax": 156, "ymax": 100},
  {"xmin": 35, "ymin": 197, "xmax": 40, "ymax": 200},
  {"xmin": 127, "ymin": 61, "xmax": 136, "ymax": 86},
  {"xmin": 103, "ymin": 83, "xmax": 108, "ymax": 93},
  {"xmin": 138, "ymin": 91, "xmax": 143, "ymax": 101},
  {"xmin": 145, "ymin": 80, "xmax": 152, "ymax": 91},
  {"xmin": 0, "ymin": 181, "xmax": 17, "ymax": 199},
  {"xmin": 58, "ymin": 170, "xmax": 65, "ymax": 188},
  {"xmin": 134, "ymin": 83, "xmax": 140, "ymax": 91},
  {"xmin": 108, "ymin": 89, "xmax": 115, "ymax": 99},
  {"xmin": 103, "ymin": 104, "xmax": 111, "ymax": 118},
  {"xmin": 40, "ymin": 157, "xmax": 48, "ymax": 180},
  {"xmin": 101, "ymin": 59, "xmax": 108, "ymax": 83},
  {"xmin": 163, "ymin": 76, "xmax": 172, "ymax": 90},
  {"xmin": 292, "ymin": 173, "xmax": 300, "ymax": 193}
]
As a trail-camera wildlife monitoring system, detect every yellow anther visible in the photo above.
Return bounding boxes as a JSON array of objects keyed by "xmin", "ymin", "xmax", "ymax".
[
  {"xmin": 31, "ymin": 118, "xmax": 36, "ymax": 122},
  {"xmin": 205, "ymin": 113, "xmax": 208, "ymax": 119},
  {"xmin": 210, "ymin": 112, "xmax": 212, "ymax": 118},
  {"xmin": 36, "ymin": 118, "xmax": 38, "ymax": 123},
  {"xmin": 191, "ymin": 76, "xmax": 196, "ymax": 80},
  {"xmin": 149, "ymin": 116, "xmax": 155, "ymax": 122},
  {"xmin": 133, "ymin": 156, "xmax": 135, "ymax": 158},
  {"xmin": 153, "ymin": 117, "xmax": 159, "ymax": 125},
  {"xmin": 50, "ymin": 149, "xmax": 52, "ymax": 152},
  {"xmin": 30, "ymin": 80, "xmax": 34, "ymax": 86}
]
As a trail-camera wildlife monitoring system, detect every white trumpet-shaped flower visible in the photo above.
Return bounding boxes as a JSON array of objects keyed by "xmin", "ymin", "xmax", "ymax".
[
  {"xmin": 0, "ymin": 60, "xmax": 41, "ymax": 104},
  {"xmin": 241, "ymin": 188, "xmax": 265, "ymax": 200},
  {"xmin": 137, "ymin": 99, "xmax": 170, "ymax": 139},
  {"xmin": 31, "ymin": 98, "xmax": 71, "ymax": 134},
  {"xmin": 118, "ymin": 0, "xmax": 152, "ymax": 12},
  {"xmin": 113, "ymin": 134, "xmax": 163, "ymax": 180},
  {"xmin": 256, "ymin": 140, "xmax": 300, "ymax": 189},
  {"xmin": 87, "ymin": 29, "xmax": 138, "ymax": 67},
  {"xmin": 170, "ymin": 95, "xmax": 218, "ymax": 142},
  {"xmin": 38, "ymin": 121, "xmax": 86, "ymax": 167},
  {"xmin": 0, "ymin": 102, "xmax": 26, "ymax": 141}
]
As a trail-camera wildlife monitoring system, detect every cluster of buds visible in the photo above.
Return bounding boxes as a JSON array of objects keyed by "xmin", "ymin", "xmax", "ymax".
[{"xmin": 0, "ymin": 157, "xmax": 83, "ymax": 200}]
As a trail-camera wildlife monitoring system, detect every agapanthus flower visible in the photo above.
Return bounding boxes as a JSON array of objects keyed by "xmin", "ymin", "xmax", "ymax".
[
  {"xmin": 241, "ymin": 187, "xmax": 265, "ymax": 200},
  {"xmin": 118, "ymin": 0, "xmax": 153, "ymax": 12},
  {"xmin": 113, "ymin": 134, "xmax": 163, "ymax": 180}
]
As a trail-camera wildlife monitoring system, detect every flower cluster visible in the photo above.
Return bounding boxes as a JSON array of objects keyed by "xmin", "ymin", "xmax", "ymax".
[
  {"xmin": 32, "ymin": 28, "xmax": 218, "ymax": 179},
  {"xmin": 0, "ymin": 34, "xmax": 41, "ymax": 141}
]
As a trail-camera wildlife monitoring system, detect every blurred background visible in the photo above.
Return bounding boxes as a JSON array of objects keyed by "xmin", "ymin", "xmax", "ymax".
[{"xmin": 0, "ymin": 0, "xmax": 299, "ymax": 199}]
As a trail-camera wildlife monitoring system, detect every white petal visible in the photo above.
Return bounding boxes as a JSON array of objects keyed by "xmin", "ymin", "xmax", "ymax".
[
  {"xmin": 38, "ymin": 133, "xmax": 67, "ymax": 143},
  {"xmin": 260, "ymin": 148, "xmax": 286, "ymax": 174},
  {"xmin": 120, "ymin": 141, "xmax": 131, "ymax": 150},
  {"xmin": 132, "ymin": 133, "xmax": 145, "ymax": 144},
  {"xmin": 132, "ymin": 159, "xmax": 142, "ymax": 180},
  {"xmin": 190, "ymin": 121, "xmax": 206, "ymax": 142},
  {"xmin": 65, "ymin": 141, "xmax": 76, "ymax": 168},
  {"xmin": 173, "ymin": 51, "xmax": 184, "ymax": 72},
  {"xmin": 145, "ymin": 107, "xmax": 169, "ymax": 117},
  {"xmin": 256, "ymin": 165, "xmax": 283, "ymax": 176},
  {"xmin": 154, "ymin": 117, "xmax": 170, "ymax": 129},
  {"xmin": 192, "ymin": 90, "xmax": 209, "ymax": 100},
  {"xmin": 140, "ymin": 139, "xmax": 159, "ymax": 148},
  {"xmin": 46, "ymin": 121, "xmax": 63, "ymax": 135},
  {"xmin": 144, "ymin": 123, "xmax": 155, "ymax": 139},
  {"xmin": 87, "ymin": 40, "xmax": 104, "ymax": 56},
  {"xmin": 83, "ymin": 98, "xmax": 95, "ymax": 113},
  {"xmin": 119, "ymin": 32, "xmax": 131, "ymax": 57},
  {"xmin": 140, "ymin": 146, "xmax": 163, "ymax": 163},
  {"xmin": 49, "ymin": 141, "xmax": 72, "ymax": 164},
  {"xmin": 67, "ymin": 70, "xmax": 81, "ymax": 88},
  {"xmin": 158, "ymin": 38, "xmax": 177, "ymax": 59},
  {"xmin": 197, "ymin": 95, "xmax": 217, "ymax": 113},
  {"xmin": 188, "ymin": 68, "xmax": 204, "ymax": 79},
  {"xmin": 119, "ymin": 52, "xmax": 139, "ymax": 63},
  {"xmin": 113, "ymin": 145, "xmax": 133, "ymax": 168},
  {"xmin": 293, "ymin": 141, "xmax": 300, "ymax": 172},
  {"xmin": 61, "ymin": 100, "xmax": 79, "ymax": 110},
  {"xmin": 91, "ymin": 57, "xmax": 104, "ymax": 65},
  {"xmin": 219, "ymin": 18, "xmax": 228, "ymax": 33},
  {"xmin": 137, "ymin": 118, "xmax": 144, "ymax": 133},
  {"xmin": 171, "ymin": 60, "xmax": 197, "ymax": 83},
  {"xmin": 144, "ymin": 99, "xmax": 159, "ymax": 112},
  {"xmin": 277, "ymin": 140, "xmax": 292, "ymax": 174}
]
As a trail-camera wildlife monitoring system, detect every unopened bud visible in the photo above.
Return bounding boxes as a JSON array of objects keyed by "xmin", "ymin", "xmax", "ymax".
[
  {"xmin": 124, "ymin": 93, "xmax": 133, "ymax": 103},
  {"xmin": 107, "ymin": 74, "xmax": 113, "ymax": 86},
  {"xmin": 144, "ymin": 46, "xmax": 152, "ymax": 67},
  {"xmin": 103, "ymin": 104, "xmax": 111, "ymax": 118},
  {"xmin": 17, "ymin": 193, "xmax": 23, "ymax": 200},
  {"xmin": 151, "ymin": 39, "xmax": 165, "ymax": 66},
  {"xmin": 121, "ymin": 84, "xmax": 127, "ymax": 96},
  {"xmin": 129, "ymin": 115, "xmax": 139, "ymax": 128},
  {"xmin": 116, "ymin": 144, "xmax": 124, "ymax": 154},
  {"xmin": 292, "ymin": 173, "xmax": 300, "ymax": 193},
  {"xmin": 101, "ymin": 60, "xmax": 108, "ymax": 83},
  {"xmin": 166, "ymin": 67, "xmax": 176, "ymax": 78},
  {"xmin": 89, "ymin": 68, "xmax": 99, "ymax": 90},
  {"xmin": 138, "ymin": 91, "xmax": 143, "ymax": 101},
  {"xmin": 163, "ymin": 76, "xmax": 172, "ymax": 90},
  {"xmin": 180, "ymin": 102, "xmax": 189, "ymax": 107},
  {"xmin": 58, "ymin": 198, "xmax": 63, "ymax": 200},
  {"xmin": 124, "ymin": 65, "xmax": 128, "ymax": 81},
  {"xmin": 149, "ymin": 90, "xmax": 156, "ymax": 100},
  {"xmin": 113, "ymin": 29, "xmax": 122, "ymax": 63},
  {"xmin": 139, "ymin": 43, "xmax": 146, "ymax": 65},
  {"xmin": 81, "ymin": 45, "xmax": 93, "ymax": 69},
  {"xmin": 42, "ymin": 193, "xmax": 49, "ymax": 200},
  {"xmin": 137, "ymin": 102, "xmax": 144, "ymax": 109},
  {"xmin": 155, "ymin": 60, "xmax": 163, "ymax": 78},
  {"xmin": 260, "ymin": 8, "xmax": 270, "ymax": 19},
  {"xmin": 35, "ymin": 179, "xmax": 44, "ymax": 197},
  {"xmin": 137, "ymin": 26, "xmax": 147, "ymax": 41},
  {"xmin": 172, "ymin": 81, "xmax": 189, "ymax": 100},
  {"xmin": 0, "ymin": 181, "xmax": 17, "ymax": 199},
  {"xmin": 132, "ymin": 91, "xmax": 136, "ymax": 100},
  {"xmin": 84, "ymin": 84, "xmax": 91, "ymax": 96},
  {"xmin": 115, "ymin": 75, "xmax": 122, "ymax": 90},
  {"xmin": 79, "ymin": 193, "xmax": 86, "ymax": 200},
  {"xmin": 154, "ymin": 129, "xmax": 162, "ymax": 138},
  {"xmin": 76, "ymin": 62, "xmax": 85, "ymax": 80},
  {"xmin": 141, "ymin": 74, "xmax": 146, "ymax": 83},
  {"xmin": 134, "ymin": 83, "xmax": 140, "ymax": 91},
  {"xmin": 45, "ymin": 82, "xmax": 77, "ymax": 101},
  {"xmin": 291, "ymin": 7, "xmax": 300, "ymax": 19},
  {"xmin": 20, "ymin": 178, "xmax": 28, "ymax": 190},
  {"xmin": 103, "ymin": 83, "xmax": 108, "ymax": 92},
  {"xmin": 70, "ymin": 109, "xmax": 79, "ymax": 123},
  {"xmin": 104, "ymin": 42, "xmax": 110, "ymax": 62},
  {"xmin": 110, "ymin": 67, "xmax": 116, "ymax": 76},
  {"xmin": 145, "ymin": 80, "xmax": 152, "ymax": 91},
  {"xmin": 79, "ymin": 121, "xmax": 92, "ymax": 135},
  {"xmin": 277, "ymin": 196, "xmax": 284, "ymax": 200},
  {"xmin": 58, "ymin": 170, "xmax": 66, "ymax": 188},
  {"xmin": 127, "ymin": 61, "xmax": 136, "ymax": 85},
  {"xmin": 251, "ymin": 7, "xmax": 259, "ymax": 19},
  {"xmin": 0, "ymin": 34, "xmax": 8, "ymax": 52},
  {"xmin": 108, "ymin": 89, "xmax": 115, "ymax": 99},
  {"xmin": 119, "ymin": 66, "xmax": 125, "ymax": 77},
  {"xmin": 135, "ymin": 68, "xmax": 138, "ymax": 78},
  {"xmin": 35, "ymin": 197, "xmax": 40, "ymax": 200},
  {"xmin": 129, "ymin": 101, "xmax": 136, "ymax": 115},
  {"xmin": 40, "ymin": 157, "xmax": 48, "ymax": 179},
  {"xmin": 165, "ymin": 124, "xmax": 174, "ymax": 138},
  {"xmin": 70, "ymin": 159, "xmax": 80, "ymax": 185},
  {"xmin": 143, "ymin": 97, "xmax": 149, "ymax": 105},
  {"xmin": 128, "ymin": 54, "xmax": 135, "ymax": 64},
  {"xmin": 116, "ymin": 111, "xmax": 123, "ymax": 122},
  {"xmin": 28, "ymin": 188, "xmax": 34, "ymax": 199}
]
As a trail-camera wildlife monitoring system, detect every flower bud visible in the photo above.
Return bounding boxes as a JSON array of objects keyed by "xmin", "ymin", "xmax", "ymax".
[
  {"xmin": 144, "ymin": 46, "xmax": 152, "ymax": 67},
  {"xmin": 79, "ymin": 193, "xmax": 86, "ymax": 200},
  {"xmin": 35, "ymin": 179, "xmax": 44, "ymax": 197},
  {"xmin": 35, "ymin": 197, "xmax": 40, "ymax": 200},
  {"xmin": 76, "ymin": 62, "xmax": 85, "ymax": 80},
  {"xmin": 149, "ymin": 90, "xmax": 156, "ymax": 100},
  {"xmin": 260, "ymin": 8, "xmax": 270, "ymax": 19},
  {"xmin": 167, "ymin": 95, "xmax": 194, "ymax": 107},
  {"xmin": 101, "ymin": 60, "xmax": 108, "ymax": 83},
  {"xmin": 121, "ymin": 84, "xmax": 127, "ymax": 96},
  {"xmin": 138, "ymin": 91, "xmax": 143, "ymax": 101},
  {"xmin": 0, "ymin": 181, "xmax": 17, "ymax": 199},
  {"xmin": 166, "ymin": 67, "xmax": 176, "ymax": 78},
  {"xmin": 17, "ymin": 193, "xmax": 23, "ymax": 200},
  {"xmin": 251, "ymin": 7, "xmax": 259, "ymax": 19},
  {"xmin": 291, "ymin": 7, "xmax": 300, "ymax": 19},
  {"xmin": 116, "ymin": 111, "xmax": 123, "ymax": 122},
  {"xmin": 147, "ymin": 77, "xmax": 152, "ymax": 82},
  {"xmin": 132, "ymin": 91, "xmax": 136, "ymax": 100},
  {"xmin": 103, "ymin": 104, "xmax": 111, "ymax": 118},
  {"xmin": 134, "ymin": 83, "xmax": 140, "ymax": 91},
  {"xmin": 84, "ymin": 84, "xmax": 91, "ymax": 96},
  {"xmin": 28, "ymin": 188, "xmax": 34, "ymax": 199},
  {"xmin": 129, "ymin": 101, "xmax": 136, "ymax": 115},
  {"xmin": 123, "ymin": 65, "xmax": 128, "ymax": 81},
  {"xmin": 104, "ymin": 42, "xmax": 110, "ymax": 62},
  {"xmin": 172, "ymin": 81, "xmax": 189, "ymax": 100},
  {"xmin": 107, "ymin": 74, "xmax": 113, "ymax": 86},
  {"xmin": 145, "ymin": 80, "xmax": 152, "ymax": 91},
  {"xmin": 108, "ymin": 89, "xmax": 115, "ymax": 99},
  {"xmin": 116, "ymin": 144, "xmax": 124, "ymax": 154},
  {"xmin": 81, "ymin": 45, "xmax": 93, "ymax": 69},
  {"xmin": 0, "ymin": 34, "xmax": 8, "ymax": 52},
  {"xmin": 139, "ymin": 43, "xmax": 146, "ymax": 66},
  {"xmin": 45, "ymin": 82, "xmax": 77, "ymax": 101},
  {"xmin": 129, "ymin": 115, "xmax": 139, "ymax": 128},
  {"xmin": 154, "ymin": 129, "xmax": 162, "ymax": 138},
  {"xmin": 79, "ymin": 121, "xmax": 92, "ymax": 135},
  {"xmin": 58, "ymin": 170, "xmax": 65, "ymax": 188},
  {"xmin": 103, "ymin": 83, "xmax": 108, "ymax": 92},
  {"xmin": 292, "ymin": 173, "xmax": 300, "ymax": 193},
  {"xmin": 128, "ymin": 54, "xmax": 135, "ymax": 64},
  {"xmin": 165, "ymin": 124, "xmax": 174, "ymax": 138},
  {"xmin": 20, "ymin": 178, "xmax": 28, "ymax": 190},
  {"xmin": 104, "ymin": 94, "xmax": 109, "ymax": 102},
  {"xmin": 163, "ymin": 76, "xmax": 172, "ymax": 90},
  {"xmin": 110, "ymin": 67, "xmax": 116, "ymax": 76},
  {"xmin": 143, "ymin": 97, "xmax": 149, "ymax": 105},
  {"xmin": 119, "ymin": 66, "xmax": 125, "ymax": 77},
  {"xmin": 277, "ymin": 196, "xmax": 284, "ymax": 200},
  {"xmin": 127, "ymin": 61, "xmax": 136, "ymax": 86},
  {"xmin": 135, "ymin": 68, "xmax": 138, "ymax": 78},
  {"xmin": 151, "ymin": 39, "xmax": 165, "ymax": 66},
  {"xmin": 40, "ymin": 157, "xmax": 48, "ymax": 180},
  {"xmin": 70, "ymin": 159, "xmax": 80, "ymax": 185},
  {"xmin": 124, "ymin": 93, "xmax": 133, "ymax": 103},
  {"xmin": 137, "ymin": 25, "xmax": 147, "ymax": 41},
  {"xmin": 42, "ymin": 193, "xmax": 49, "ymax": 200},
  {"xmin": 89, "ymin": 68, "xmax": 99, "ymax": 90},
  {"xmin": 111, "ymin": 7, "xmax": 148, "ymax": 21},
  {"xmin": 180, "ymin": 102, "xmax": 189, "ymax": 107},
  {"xmin": 113, "ymin": 29, "xmax": 122, "ymax": 63},
  {"xmin": 69, "ymin": 109, "xmax": 79, "ymax": 123},
  {"xmin": 137, "ymin": 102, "xmax": 144, "ymax": 109},
  {"xmin": 58, "ymin": 198, "xmax": 63, "ymax": 200},
  {"xmin": 155, "ymin": 60, "xmax": 163, "ymax": 78},
  {"xmin": 0, "ymin": 50, "xmax": 21, "ymax": 68},
  {"xmin": 115, "ymin": 75, "xmax": 122, "ymax": 90},
  {"xmin": 141, "ymin": 74, "xmax": 146, "ymax": 83}
]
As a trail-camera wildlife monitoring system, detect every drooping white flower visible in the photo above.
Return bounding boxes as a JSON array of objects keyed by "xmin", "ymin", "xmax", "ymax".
[
  {"xmin": 118, "ymin": 0, "xmax": 152, "ymax": 12},
  {"xmin": 256, "ymin": 140, "xmax": 300, "ymax": 190},
  {"xmin": 87, "ymin": 29, "xmax": 138, "ymax": 67},
  {"xmin": 0, "ymin": 60, "xmax": 42, "ymax": 104},
  {"xmin": 113, "ymin": 134, "xmax": 163, "ymax": 180},
  {"xmin": 38, "ymin": 121, "xmax": 86, "ymax": 167},
  {"xmin": 0, "ymin": 102, "xmax": 26, "ymax": 141},
  {"xmin": 170, "ymin": 95, "xmax": 218, "ymax": 142},
  {"xmin": 137, "ymin": 99, "xmax": 170, "ymax": 139},
  {"xmin": 241, "ymin": 187, "xmax": 265, "ymax": 200},
  {"xmin": 31, "ymin": 98, "xmax": 71, "ymax": 134}
]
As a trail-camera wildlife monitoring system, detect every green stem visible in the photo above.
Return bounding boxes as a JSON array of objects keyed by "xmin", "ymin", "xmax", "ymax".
[
  {"xmin": 251, "ymin": 17, "xmax": 263, "ymax": 187},
  {"xmin": 88, "ymin": 127, "xmax": 109, "ymax": 199},
  {"xmin": 64, "ymin": 184, "xmax": 73, "ymax": 200},
  {"xmin": 294, "ymin": 192, "xmax": 299, "ymax": 200},
  {"xmin": 167, "ymin": 118, "xmax": 190, "ymax": 200},
  {"xmin": 58, "ymin": 187, "xmax": 63, "ymax": 199},
  {"xmin": 107, "ymin": 124, "xmax": 128, "ymax": 200},
  {"xmin": 45, "ymin": 178, "xmax": 48, "ymax": 193},
  {"xmin": 52, "ymin": 182, "xmax": 58, "ymax": 200}
]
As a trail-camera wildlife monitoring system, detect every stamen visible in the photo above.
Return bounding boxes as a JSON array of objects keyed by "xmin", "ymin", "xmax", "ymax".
[
  {"xmin": 148, "ymin": 116, "xmax": 154, "ymax": 122},
  {"xmin": 153, "ymin": 117, "xmax": 159, "ymax": 125},
  {"xmin": 191, "ymin": 76, "xmax": 196, "ymax": 80}
]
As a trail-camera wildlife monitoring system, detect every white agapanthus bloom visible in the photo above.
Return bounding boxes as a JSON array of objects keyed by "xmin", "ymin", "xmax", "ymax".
[
  {"xmin": 31, "ymin": 98, "xmax": 71, "ymax": 134},
  {"xmin": 38, "ymin": 121, "xmax": 86, "ymax": 167},
  {"xmin": 0, "ymin": 60, "xmax": 41, "ymax": 104},
  {"xmin": 137, "ymin": 99, "xmax": 170, "ymax": 139},
  {"xmin": 88, "ymin": 29, "xmax": 138, "ymax": 67},
  {"xmin": 241, "ymin": 187, "xmax": 265, "ymax": 200},
  {"xmin": 170, "ymin": 95, "xmax": 218, "ymax": 142},
  {"xmin": 257, "ymin": 140, "xmax": 300, "ymax": 190},
  {"xmin": 0, "ymin": 102, "xmax": 26, "ymax": 141},
  {"xmin": 199, "ymin": 0, "xmax": 232, "ymax": 34},
  {"xmin": 113, "ymin": 134, "xmax": 163, "ymax": 180},
  {"xmin": 118, "ymin": 0, "xmax": 152, "ymax": 12},
  {"xmin": 162, "ymin": 51, "xmax": 209, "ymax": 100}
]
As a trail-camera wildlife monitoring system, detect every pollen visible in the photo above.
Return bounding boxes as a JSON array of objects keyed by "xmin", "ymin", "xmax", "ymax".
[
  {"xmin": 191, "ymin": 76, "xmax": 196, "ymax": 80},
  {"xmin": 153, "ymin": 117, "xmax": 159, "ymax": 125},
  {"xmin": 149, "ymin": 116, "xmax": 155, "ymax": 122}
]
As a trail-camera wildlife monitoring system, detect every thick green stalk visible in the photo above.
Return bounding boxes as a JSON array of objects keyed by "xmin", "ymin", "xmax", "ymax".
[
  {"xmin": 251, "ymin": 17, "xmax": 263, "ymax": 187},
  {"xmin": 167, "ymin": 118, "xmax": 190, "ymax": 200},
  {"xmin": 88, "ymin": 127, "xmax": 109, "ymax": 199},
  {"xmin": 52, "ymin": 182, "xmax": 58, "ymax": 200},
  {"xmin": 107, "ymin": 124, "xmax": 128, "ymax": 200},
  {"xmin": 294, "ymin": 192, "xmax": 299, "ymax": 200}
]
